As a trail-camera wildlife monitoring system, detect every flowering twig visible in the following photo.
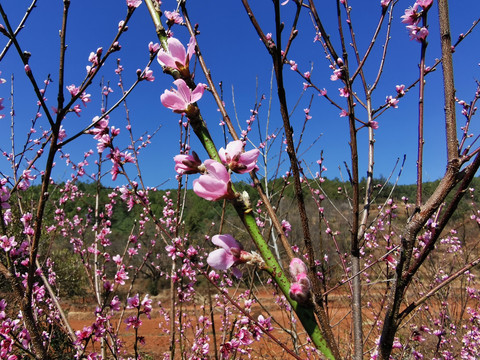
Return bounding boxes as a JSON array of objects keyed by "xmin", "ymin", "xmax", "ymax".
[{"xmin": 180, "ymin": 1, "xmax": 295, "ymax": 263}]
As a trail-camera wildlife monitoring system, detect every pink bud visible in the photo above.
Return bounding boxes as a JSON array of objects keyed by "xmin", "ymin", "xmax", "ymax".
[
  {"xmin": 289, "ymin": 258, "xmax": 308, "ymax": 278},
  {"xmin": 174, "ymin": 152, "xmax": 201, "ymax": 175}
]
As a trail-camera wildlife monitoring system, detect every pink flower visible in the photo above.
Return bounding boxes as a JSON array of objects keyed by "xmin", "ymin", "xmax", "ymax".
[
  {"xmin": 80, "ymin": 92, "xmax": 91, "ymax": 106},
  {"xmin": 141, "ymin": 294, "xmax": 153, "ymax": 317},
  {"xmin": 157, "ymin": 37, "xmax": 195, "ymax": 76},
  {"xmin": 193, "ymin": 159, "xmax": 233, "ymax": 201},
  {"xmin": 396, "ymin": 84, "xmax": 405, "ymax": 96},
  {"xmin": 160, "ymin": 79, "xmax": 205, "ymax": 117},
  {"xmin": 125, "ymin": 316, "xmax": 142, "ymax": 329},
  {"xmin": 385, "ymin": 254, "xmax": 398, "ymax": 269},
  {"xmin": 58, "ymin": 125, "xmax": 67, "ymax": 141},
  {"xmin": 0, "ymin": 184, "xmax": 10, "ymax": 209},
  {"xmin": 386, "ymin": 96, "xmax": 399, "ymax": 108},
  {"xmin": 401, "ymin": 6, "xmax": 420, "ymax": 26},
  {"xmin": 112, "ymin": 254, "xmax": 122, "ymax": 265},
  {"xmin": 207, "ymin": 234, "xmax": 244, "ymax": 278},
  {"xmin": 381, "ymin": 0, "xmax": 391, "ymax": 8},
  {"xmin": 126, "ymin": 294, "xmax": 140, "ymax": 309},
  {"xmin": 339, "ymin": 87, "xmax": 350, "ymax": 97},
  {"xmin": 330, "ymin": 68, "xmax": 343, "ymax": 81},
  {"xmin": 218, "ymin": 140, "xmax": 260, "ymax": 174},
  {"xmin": 281, "ymin": 220, "xmax": 292, "ymax": 237},
  {"xmin": 407, "ymin": 25, "xmax": 429, "ymax": 42},
  {"xmin": 164, "ymin": 10, "xmax": 184, "ymax": 25},
  {"xmin": 126, "ymin": 0, "xmax": 142, "ymax": 9},
  {"xmin": 416, "ymin": 0, "xmax": 432, "ymax": 9},
  {"xmin": 174, "ymin": 152, "xmax": 201, "ymax": 175},
  {"xmin": 115, "ymin": 265, "xmax": 129, "ymax": 285},
  {"xmin": 18, "ymin": 170, "xmax": 35, "ymax": 191},
  {"xmin": 66, "ymin": 84, "xmax": 80, "ymax": 97},
  {"xmin": 0, "ymin": 235, "xmax": 17, "ymax": 252},
  {"xmin": 110, "ymin": 296, "xmax": 121, "ymax": 311},
  {"xmin": 139, "ymin": 67, "xmax": 154, "ymax": 81},
  {"xmin": 148, "ymin": 41, "xmax": 160, "ymax": 55},
  {"xmin": 340, "ymin": 109, "xmax": 349, "ymax": 117}
]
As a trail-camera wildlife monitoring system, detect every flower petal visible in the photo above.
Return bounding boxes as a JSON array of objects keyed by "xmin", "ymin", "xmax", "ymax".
[
  {"xmin": 207, "ymin": 248, "xmax": 235, "ymax": 270},
  {"xmin": 237, "ymin": 149, "xmax": 260, "ymax": 173},
  {"xmin": 225, "ymin": 140, "xmax": 244, "ymax": 158},
  {"xmin": 204, "ymin": 159, "xmax": 229, "ymax": 182},
  {"xmin": 218, "ymin": 147, "xmax": 227, "ymax": 164},
  {"xmin": 212, "ymin": 234, "xmax": 242, "ymax": 251},
  {"xmin": 161, "ymin": 89, "xmax": 186, "ymax": 112},
  {"xmin": 157, "ymin": 51, "xmax": 176, "ymax": 69},
  {"xmin": 231, "ymin": 267, "xmax": 243, "ymax": 279},
  {"xmin": 187, "ymin": 36, "xmax": 196, "ymax": 62},
  {"xmin": 193, "ymin": 176, "xmax": 227, "ymax": 201},
  {"xmin": 173, "ymin": 79, "xmax": 191, "ymax": 103},
  {"xmin": 168, "ymin": 37, "xmax": 187, "ymax": 65},
  {"xmin": 190, "ymin": 83, "xmax": 205, "ymax": 103}
]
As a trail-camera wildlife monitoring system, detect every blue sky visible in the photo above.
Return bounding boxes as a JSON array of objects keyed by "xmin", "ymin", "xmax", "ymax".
[{"xmin": 0, "ymin": 0, "xmax": 479, "ymax": 189}]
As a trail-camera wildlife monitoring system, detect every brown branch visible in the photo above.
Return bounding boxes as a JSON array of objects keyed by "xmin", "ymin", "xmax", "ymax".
[
  {"xmin": 0, "ymin": 0, "xmax": 37, "ymax": 62},
  {"xmin": 0, "ymin": 3, "xmax": 55, "ymax": 128},
  {"xmin": 335, "ymin": 1, "xmax": 363, "ymax": 357},
  {"xmin": 399, "ymin": 255, "xmax": 480, "ymax": 322},
  {"xmin": 438, "ymin": 0, "xmax": 459, "ymax": 163},
  {"xmin": 240, "ymin": 0, "xmax": 341, "ymax": 357},
  {"xmin": 56, "ymin": 1, "xmax": 70, "ymax": 116},
  {"xmin": 416, "ymin": 26, "xmax": 428, "ymax": 209}
]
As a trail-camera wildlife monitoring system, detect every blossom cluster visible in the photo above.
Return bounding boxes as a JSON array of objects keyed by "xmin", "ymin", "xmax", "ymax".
[
  {"xmin": 401, "ymin": 0, "xmax": 433, "ymax": 42},
  {"xmin": 174, "ymin": 140, "xmax": 260, "ymax": 201},
  {"xmin": 158, "ymin": 36, "xmax": 208, "ymax": 118}
]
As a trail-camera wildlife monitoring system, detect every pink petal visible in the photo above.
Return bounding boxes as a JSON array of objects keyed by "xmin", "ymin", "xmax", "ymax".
[
  {"xmin": 168, "ymin": 37, "xmax": 187, "ymax": 66},
  {"xmin": 289, "ymin": 258, "xmax": 308, "ymax": 278},
  {"xmin": 193, "ymin": 160, "xmax": 231, "ymax": 201},
  {"xmin": 212, "ymin": 234, "xmax": 242, "ymax": 251},
  {"xmin": 187, "ymin": 36, "xmax": 196, "ymax": 61},
  {"xmin": 207, "ymin": 248, "xmax": 235, "ymax": 270},
  {"xmin": 157, "ymin": 51, "xmax": 176, "ymax": 69},
  {"xmin": 231, "ymin": 267, "xmax": 243, "ymax": 279},
  {"xmin": 193, "ymin": 177, "xmax": 227, "ymax": 201},
  {"xmin": 204, "ymin": 159, "xmax": 229, "ymax": 182},
  {"xmin": 290, "ymin": 282, "xmax": 303, "ymax": 295},
  {"xmin": 225, "ymin": 140, "xmax": 243, "ymax": 158},
  {"xmin": 238, "ymin": 149, "xmax": 260, "ymax": 173},
  {"xmin": 190, "ymin": 83, "xmax": 205, "ymax": 103},
  {"xmin": 218, "ymin": 147, "xmax": 227, "ymax": 164},
  {"xmin": 173, "ymin": 79, "xmax": 191, "ymax": 103},
  {"xmin": 157, "ymin": 37, "xmax": 187, "ymax": 70},
  {"xmin": 161, "ymin": 90, "xmax": 187, "ymax": 112}
]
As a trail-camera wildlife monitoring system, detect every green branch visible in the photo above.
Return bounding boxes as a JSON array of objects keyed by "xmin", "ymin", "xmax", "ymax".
[{"xmin": 143, "ymin": 1, "xmax": 335, "ymax": 357}]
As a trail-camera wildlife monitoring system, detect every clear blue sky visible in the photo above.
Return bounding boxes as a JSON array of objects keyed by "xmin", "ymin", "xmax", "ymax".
[{"xmin": 0, "ymin": 1, "xmax": 479, "ymax": 189}]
